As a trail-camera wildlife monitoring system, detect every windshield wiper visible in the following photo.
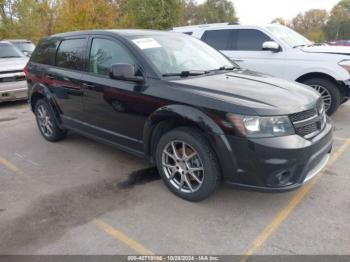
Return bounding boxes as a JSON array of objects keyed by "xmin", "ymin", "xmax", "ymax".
[
  {"xmin": 0, "ymin": 56, "xmax": 22, "ymax": 58},
  {"xmin": 162, "ymin": 70, "xmax": 207, "ymax": 77},
  {"xmin": 293, "ymin": 44, "xmax": 306, "ymax": 48}
]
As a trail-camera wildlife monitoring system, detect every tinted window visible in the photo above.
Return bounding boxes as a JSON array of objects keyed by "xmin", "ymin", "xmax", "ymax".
[
  {"xmin": 236, "ymin": 29, "xmax": 271, "ymax": 51},
  {"xmin": 201, "ymin": 30, "xmax": 231, "ymax": 50},
  {"xmin": 89, "ymin": 38, "xmax": 135, "ymax": 76},
  {"xmin": 56, "ymin": 39, "xmax": 86, "ymax": 70},
  {"xmin": 183, "ymin": 32, "xmax": 193, "ymax": 35},
  {"xmin": 31, "ymin": 38, "xmax": 59, "ymax": 65}
]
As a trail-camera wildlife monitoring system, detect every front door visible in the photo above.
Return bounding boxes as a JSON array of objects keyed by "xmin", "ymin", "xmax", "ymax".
[{"xmin": 81, "ymin": 36, "xmax": 147, "ymax": 152}]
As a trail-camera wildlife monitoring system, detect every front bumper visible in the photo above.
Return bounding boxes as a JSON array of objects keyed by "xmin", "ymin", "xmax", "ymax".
[
  {"xmin": 0, "ymin": 81, "xmax": 28, "ymax": 102},
  {"xmin": 224, "ymin": 118, "xmax": 333, "ymax": 192}
]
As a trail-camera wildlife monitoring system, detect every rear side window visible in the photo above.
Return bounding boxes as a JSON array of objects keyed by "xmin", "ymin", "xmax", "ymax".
[
  {"xmin": 89, "ymin": 38, "xmax": 135, "ymax": 76},
  {"xmin": 235, "ymin": 29, "xmax": 271, "ymax": 51},
  {"xmin": 56, "ymin": 38, "xmax": 86, "ymax": 70},
  {"xmin": 201, "ymin": 30, "xmax": 231, "ymax": 50},
  {"xmin": 31, "ymin": 39, "xmax": 59, "ymax": 65}
]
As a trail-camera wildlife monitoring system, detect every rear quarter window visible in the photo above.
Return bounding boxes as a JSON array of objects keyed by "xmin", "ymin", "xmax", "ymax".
[
  {"xmin": 55, "ymin": 38, "xmax": 86, "ymax": 71},
  {"xmin": 31, "ymin": 38, "xmax": 59, "ymax": 65}
]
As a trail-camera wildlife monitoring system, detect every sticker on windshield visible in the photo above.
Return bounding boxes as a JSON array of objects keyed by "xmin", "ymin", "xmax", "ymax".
[{"xmin": 132, "ymin": 38, "xmax": 161, "ymax": 49}]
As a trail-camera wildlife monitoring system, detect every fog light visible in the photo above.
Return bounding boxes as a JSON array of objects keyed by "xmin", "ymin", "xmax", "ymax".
[{"xmin": 268, "ymin": 170, "xmax": 292, "ymax": 187}]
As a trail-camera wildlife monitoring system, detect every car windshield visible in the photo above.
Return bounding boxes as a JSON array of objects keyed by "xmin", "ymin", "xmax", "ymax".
[
  {"xmin": 266, "ymin": 25, "xmax": 313, "ymax": 48},
  {"xmin": 128, "ymin": 34, "xmax": 236, "ymax": 76},
  {"xmin": 0, "ymin": 43, "xmax": 25, "ymax": 58},
  {"xmin": 12, "ymin": 42, "xmax": 35, "ymax": 52}
]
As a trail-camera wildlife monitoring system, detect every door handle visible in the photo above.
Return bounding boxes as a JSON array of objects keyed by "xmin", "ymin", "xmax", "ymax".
[
  {"xmin": 47, "ymin": 74, "xmax": 55, "ymax": 80},
  {"xmin": 230, "ymin": 58, "xmax": 244, "ymax": 62},
  {"xmin": 82, "ymin": 82, "xmax": 95, "ymax": 88}
]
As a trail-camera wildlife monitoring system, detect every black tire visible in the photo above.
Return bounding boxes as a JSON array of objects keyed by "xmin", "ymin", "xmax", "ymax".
[
  {"xmin": 34, "ymin": 99, "xmax": 67, "ymax": 142},
  {"xmin": 302, "ymin": 78, "xmax": 341, "ymax": 116},
  {"xmin": 341, "ymin": 97, "xmax": 348, "ymax": 105},
  {"xmin": 155, "ymin": 127, "xmax": 220, "ymax": 201}
]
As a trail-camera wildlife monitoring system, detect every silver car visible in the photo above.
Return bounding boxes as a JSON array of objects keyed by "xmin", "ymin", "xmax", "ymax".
[{"xmin": 0, "ymin": 41, "xmax": 29, "ymax": 102}]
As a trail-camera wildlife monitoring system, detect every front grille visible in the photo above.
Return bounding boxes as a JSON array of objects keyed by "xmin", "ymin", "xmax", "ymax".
[
  {"xmin": 0, "ymin": 70, "xmax": 23, "ymax": 75},
  {"xmin": 0, "ymin": 75, "xmax": 26, "ymax": 83},
  {"xmin": 290, "ymin": 101, "xmax": 326, "ymax": 139},
  {"xmin": 290, "ymin": 108, "xmax": 317, "ymax": 123}
]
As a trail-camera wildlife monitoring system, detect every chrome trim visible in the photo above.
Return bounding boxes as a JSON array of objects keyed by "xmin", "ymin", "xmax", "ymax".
[
  {"xmin": 303, "ymin": 153, "xmax": 330, "ymax": 183},
  {"xmin": 292, "ymin": 114, "xmax": 319, "ymax": 127}
]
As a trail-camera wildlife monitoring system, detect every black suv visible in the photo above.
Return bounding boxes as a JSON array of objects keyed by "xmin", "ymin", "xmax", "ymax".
[{"xmin": 26, "ymin": 30, "xmax": 333, "ymax": 201}]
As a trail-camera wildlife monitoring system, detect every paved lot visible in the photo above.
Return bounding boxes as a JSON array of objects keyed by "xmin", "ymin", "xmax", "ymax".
[{"xmin": 0, "ymin": 101, "xmax": 349, "ymax": 256}]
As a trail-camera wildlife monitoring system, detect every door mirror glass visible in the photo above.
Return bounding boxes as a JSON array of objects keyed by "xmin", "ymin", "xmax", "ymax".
[
  {"xmin": 110, "ymin": 63, "xmax": 144, "ymax": 83},
  {"xmin": 262, "ymin": 41, "xmax": 281, "ymax": 52}
]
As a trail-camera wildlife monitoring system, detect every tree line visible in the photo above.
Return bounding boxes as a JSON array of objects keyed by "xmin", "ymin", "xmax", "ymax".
[
  {"xmin": 272, "ymin": 0, "xmax": 350, "ymax": 42},
  {"xmin": 0, "ymin": 0, "xmax": 237, "ymax": 43}
]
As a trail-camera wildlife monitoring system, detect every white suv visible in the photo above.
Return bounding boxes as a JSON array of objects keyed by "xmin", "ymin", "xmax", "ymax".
[{"xmin": 172, "ymin": 23, "xmax": 350, "ymax": 115}]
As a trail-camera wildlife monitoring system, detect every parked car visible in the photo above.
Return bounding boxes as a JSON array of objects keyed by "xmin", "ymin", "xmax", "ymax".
[
  {"xmin": 172, "ymin": 23, "xmax": 350, "ymax": 115},
  {"xmin": 0, "ymin": 41, "xmax": 29, "ymax": 102},
  {"xmin": 6, "ymin": 39, "xmax": 36, "ymax": 56},
  {"xmin": 329, "ymin": 40, "xmax": 350, "ymax": 47},
  {"xmin": 26, "ymin": 30, "xmax": 332, "ymax": 201}
]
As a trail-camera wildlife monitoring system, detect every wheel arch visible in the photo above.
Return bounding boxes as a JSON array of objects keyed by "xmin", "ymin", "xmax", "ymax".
[
  {"xmin": 295, "ymin": 72, "xmax": 347, "ymax": 97},
  {"xmin": 143, "ymin": 105, "xmax": 238, "ymax": 182},
  {"xmin": 29, "ymin": 83, "xmax": 64, "ymax": 128}
]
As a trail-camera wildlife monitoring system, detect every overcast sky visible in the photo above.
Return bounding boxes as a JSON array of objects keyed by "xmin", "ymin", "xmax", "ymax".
[{"xmin": 197, "ymin": 0, "xmax": 340, "ymax": 24}]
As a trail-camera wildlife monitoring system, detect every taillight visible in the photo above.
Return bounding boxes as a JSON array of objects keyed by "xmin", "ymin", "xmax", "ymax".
[{"xmin": 24, "ymin": 63, "xmax": 29, "ymax": 76}]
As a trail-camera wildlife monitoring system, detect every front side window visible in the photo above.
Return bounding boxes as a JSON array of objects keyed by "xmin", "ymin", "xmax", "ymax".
[
  {"xmin": 236, "ymin": 29, "xmax": 272, "ymax": 51},
  {"xmin": 201, "ymin": 29, "xmax": 231, "ymax": 50},
  {"xmin": 0, "ymin": 43, "xmax": 24, "ymax": 59},
  {"xmin": 56, "ymin": 39, "xmax": 86, "ymax": 70},
  {"xmin": 89, "ymin": 38, "xmax": 135, "ymax": 76},
  {"xmin": 128, "ymin": 34, "xmax": 234, "ymax": 76}
]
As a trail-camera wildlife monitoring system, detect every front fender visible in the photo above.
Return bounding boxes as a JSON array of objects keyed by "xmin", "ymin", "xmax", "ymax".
[{"xmin": 143, "ymin": 105, "xmax": 238, "ymax": 181}]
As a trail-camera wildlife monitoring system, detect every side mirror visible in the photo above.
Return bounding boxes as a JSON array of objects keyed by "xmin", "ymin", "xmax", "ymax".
[
  {"xmin": 262, "ymin": 41, "xmax": 281, "ymax": 52},
  {"xmin": 110, "ymin": 63, "xmax": 144, "ymax": 83}
]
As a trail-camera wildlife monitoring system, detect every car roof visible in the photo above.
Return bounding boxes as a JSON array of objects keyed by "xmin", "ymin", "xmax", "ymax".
[
  {"xmin": 172, "ymin": 23, "xmax": 281, "ymax": 32},
  {"xmin": 49, "ymin": 29, "xmax": 176, "ymax": 39}
]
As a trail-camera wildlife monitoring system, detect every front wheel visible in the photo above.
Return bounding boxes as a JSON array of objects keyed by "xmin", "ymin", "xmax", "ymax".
[
  {"xmin": 303, "ymin": 78, "xmax": 341, "ymax": 115},
  {"xmin": 155, "ymin": 127, "xmax": 220, "ymax": 201}
]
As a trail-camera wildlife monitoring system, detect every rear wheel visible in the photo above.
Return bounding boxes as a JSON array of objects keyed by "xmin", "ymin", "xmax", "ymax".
[
  {"xmin": 35, "ymin": 99, "xmax": 67, "ymax": 142},
  {"xmin": 155, "ymin": 127, "xmax": 220, "ymax": 201},
  {"xmin": 302, "ymin": 78, "xmax": 341, "ymax": 115}
]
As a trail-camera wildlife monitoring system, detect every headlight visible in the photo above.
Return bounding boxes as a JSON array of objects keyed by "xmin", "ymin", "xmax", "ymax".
[
  {"xmin": 226, "ymin": 113, "xmax": 295, "ymax": 138},
  {"xmin": 339, "ymin": 60, "xmax": 350, "ymax": 73}
]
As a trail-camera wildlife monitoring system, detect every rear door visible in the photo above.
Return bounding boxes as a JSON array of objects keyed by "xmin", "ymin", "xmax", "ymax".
[{"xmin": 47, "ymin": 37, "xmax": 88, "ymax": 121}]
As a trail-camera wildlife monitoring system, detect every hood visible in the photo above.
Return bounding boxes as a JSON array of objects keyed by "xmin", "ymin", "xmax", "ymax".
[
  {"xmin": 0, "ymin": 57, "xmax": 29, "ymax": 73},
  {"xmin": 170, "ymin": 70, "xmax": 320, "ymax": 116},
  {"xmin": 301, "ymin": 45, "xmax": 350, "ymax": 55}
]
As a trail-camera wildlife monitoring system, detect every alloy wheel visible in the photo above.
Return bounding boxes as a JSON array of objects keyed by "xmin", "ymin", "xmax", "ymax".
[
  {"xmin": 37, "ymin": 104, "xmax": 54, "ymax": 137},
  {"xmin": 161, "ymin": 140, "xmax": 204, "ymax": 193},
  {"xmin": 310, "ymin": 84, "xmax": 332, "ymax": 111}
]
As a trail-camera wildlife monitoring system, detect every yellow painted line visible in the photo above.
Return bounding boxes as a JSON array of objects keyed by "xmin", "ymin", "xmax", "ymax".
[
  {"xmin": 93, "ymin": 219, "xmax": 154, "ymax": 255},
  {"xmin": 333, "ymin": 136, "xmax": 349, "ymax": 141},
  {"xmin": 240, "ymin": 139, "xmax": 350, "ymax": 262},
  {"xmin": 0, "ymin": 155, "xmax": 25, "ymax": 175}
]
